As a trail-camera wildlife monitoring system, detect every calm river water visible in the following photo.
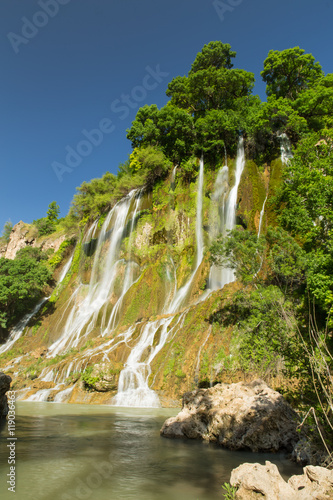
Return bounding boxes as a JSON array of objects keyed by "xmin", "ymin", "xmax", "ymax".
[{"xmin": 0, "ymin": 402, "xmax": 302, "ymax": 500}]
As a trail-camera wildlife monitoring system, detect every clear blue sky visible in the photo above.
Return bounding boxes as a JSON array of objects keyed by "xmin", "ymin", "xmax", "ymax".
[{"xmin": 0, "ymin": 0, "xmax": 332, "ymax": 231}]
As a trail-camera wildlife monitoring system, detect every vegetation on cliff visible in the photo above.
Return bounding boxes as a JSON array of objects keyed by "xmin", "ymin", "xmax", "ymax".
[{"xmin": 0, "ymin": 41, "xmax": 332, "ymax": 459}]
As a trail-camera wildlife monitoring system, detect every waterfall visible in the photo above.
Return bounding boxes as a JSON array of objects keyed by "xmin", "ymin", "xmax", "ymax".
[
  {"xmin": 57, "ymin": 253, "xmax": 74, "ymax": 284},
  {"xmin": 195, "ymin": 156, "xmax": 204, "ymax": 267},
  {"xmin": 113, "ymin": 157, "xmax": 205, "ymax": 406},
  {"xmin": 168, "ymin": 156, "xmax": 204, "ymax": 313},
  {"xmin": 103, "ymin": 193, "xmax": 142, "ymax": 333},
  {"xmin": 170, "ymin": 165, "xmax": 177, "ymax": 190},
  {"xmin": 209, "ymin": 136, "xmax": 245, "ymax": 290},
  {"xmin": 113, "ymin": 312, "xmax": 187, "ymax": 407},
  {"xmin": 279, "ymin": 133, "xmax": 293, "ymax": 163},
  {"xmin": 48, "ymin": 190, "xmax": 140, "ymax": 357},
  {"xmin": 0, "ymin": 296, "xmax": 49, "ymax": 356},
  {"xmin": 258, "ymin": 194, "xmax": 268, "ymax": 238}
]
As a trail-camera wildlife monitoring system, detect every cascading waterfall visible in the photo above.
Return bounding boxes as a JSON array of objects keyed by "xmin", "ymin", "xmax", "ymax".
[
  {"xmin": 170, "ymin": 165, "xmax": 177, "ymax": 190},
  {"xmin": 57, "ymin": 253, "xmax": 74, "ymax": 284},
  {"xmin": 0, "ymin": 297, "xmax": 49, "ymax": 355},
  {"xmin": 258, "ymin": 194, "xmax": 268, "ymax": 238},
  {"xmin": 113, "ymin": 157, "xmax": 205, "ymax": 406},
  {"xmin": 168, "ymin": 156, "xmax": 204, "ymax": 314},
  {"xmin": 209, "ymin": 136, "xmax": 245, "ymax": 290},
  {"xmin": 103, "ymin": 193, "xmax": 142, "ymax": 333},
  {"xmin": 279, "ymin": 132, "xmax": 293, "ymax": 163},
  {"xmin": 208, "ymin": 165, "xmax": 229, "ymax": 290},
  {"xmin": 48, "ymin": 190, "xmax": 140, "ymax": 357}
]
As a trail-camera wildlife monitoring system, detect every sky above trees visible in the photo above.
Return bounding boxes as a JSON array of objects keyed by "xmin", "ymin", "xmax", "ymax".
[{"xmin": 0, "ymin": 0, "xmax": 332, "ymax": 230}]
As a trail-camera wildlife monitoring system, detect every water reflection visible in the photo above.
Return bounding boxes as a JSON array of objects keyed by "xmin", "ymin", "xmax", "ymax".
[{"xmin": 0, "ymin": 403, "xmax": 301, "ymax": 500}]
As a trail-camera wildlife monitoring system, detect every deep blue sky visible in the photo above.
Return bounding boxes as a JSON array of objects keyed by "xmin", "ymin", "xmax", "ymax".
[{"xmin": 0, "ymin": 0, "xmax": 332, "ymax": 231}]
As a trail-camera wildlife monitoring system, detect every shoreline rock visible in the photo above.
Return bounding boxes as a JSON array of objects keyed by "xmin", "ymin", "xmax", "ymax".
[
  {"xmin": 0, "ymin": 371, "xmax": 12, "ymax": 417},
  {"xmin": 230, "ymin": 460, "xmax": 333, "ymax": 499},
  {"xmin": 160, "ymin": 379, "xmax": 299, "ymax": 452}
]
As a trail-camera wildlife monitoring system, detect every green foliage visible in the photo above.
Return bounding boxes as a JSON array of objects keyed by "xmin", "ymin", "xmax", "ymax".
[
  {"xmin": 46, "ymin": 201, "xmax": 60, "ymax": 222},
  {"xmin": 81, "ymin": 366, "xmax": 100, "ymax": 389},
  {"xmin": 47, "ymin": 239, "xmax": 75, "ymax": 271},
  {"xmin": 33, "ymin": 201, "xmax": 61, "ymax": 236},
  {"xmin": 15, "ymin": 247, "xmax": 48, "ymax": 262},
  {"xmin": 210, "ymin": 228, "xmax": 265, "ymax": 284},
  {"xmin": 222, "ymin": 482, "xmax": 237, "ymax": 500},
  {"xmin": 33, "ymin": 217, "xmax": 56, "ymax": 236},
  {"xmin": 225, "ymin": 286, "xmax": 299, "ymax": 376},
  {"xmin": 70, "ymin": 171, "xmax": 117, "ymax": 220},
  {"xmin": 276, "ymin": 130, "xmax": 333, "ymax": 312},
  {"xmin": 0, "ymin": 220, "xmax": 13, "ymax": 243},
  {"xmin": 189, "ymin": 41, "xmax": 236, "ymax": 73},
  {"xmin": 0, "ymin": 256, "xmax": 52, "ymax": 328},
  {"xmin": 261, "ymin": 47, "xmax": 323, "ymax": 100}
]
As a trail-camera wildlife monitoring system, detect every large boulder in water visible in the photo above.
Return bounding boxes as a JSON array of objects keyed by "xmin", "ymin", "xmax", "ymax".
[
  {"xmin": 230, "ymin": 461, "xmax": 333, "ymax": 499},
  {"xmin": 160, "ymin": 379, "xmax": 298, "ymax": 452},
  {"xmin": 0, "ymin": 372, "xmax": 12, "ymax": 417}
]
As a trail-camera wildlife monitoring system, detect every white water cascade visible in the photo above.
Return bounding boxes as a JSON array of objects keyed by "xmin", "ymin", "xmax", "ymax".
[
  {"xmin": 48, "ymin": 190, "xmax": 141, "ymax": 357},
  {"xmin": 279, "ymin": 133, "xmax": 293, "ymax": 163},
  {"xmin": 0, "ymin": 297, "xmax": 49, "ymax": 356},
  {"xmin": 170, "ymin": 165, "xmax": 177, "ymax": 190},
  {"xmin": 113, "ymin": 157, "xmax": 205, "ymax": 406},
  {"xmin": 168, "ymin": 156, "xmax": 204, "ymax": 314},
  {"xmin": 209, "ymin": 136, "xmax": 246, "ymax": 290},
  {"xmin": 258, "ymin": 194, "xmax": 268, "ymax": 238}
]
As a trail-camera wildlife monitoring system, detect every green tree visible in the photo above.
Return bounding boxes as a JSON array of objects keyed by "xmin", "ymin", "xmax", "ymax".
[
  {"xmin": 276, "ymin": 130, "xmax": 333, "ymax": 313},
  {"xmin": 189, "ymin": 41, "xmax": 236, "ymax": 73},
  {"xmin": 210, "ymin": 228, "xmax": 265, "ymax": 285},
  {"xmin": 46, "ymin": 201, "xmax": 60, "ymax": 222},
  {"xmin": 70, "ymin": 172, "xmax": 117, "ymax": 219},
  {"xmin": 0, "ymin": 256, "xmax": 51, "ymax": 329},
  {"xmin": 0, "ymin": 220, "xmax": 13, "ymax": 243},
  {"xmin": 261, "ymin": 47, "xmax": 323, "ymax": 100}
]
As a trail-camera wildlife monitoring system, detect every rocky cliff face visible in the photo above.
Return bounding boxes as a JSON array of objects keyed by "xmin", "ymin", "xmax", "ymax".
[
  {"xmin": 0, "ymin": 156, "xmax": 282, "ymax": 408},
  {"xmin": 3, "ymin": 221, "xmax": 67, "ymax": 259}
]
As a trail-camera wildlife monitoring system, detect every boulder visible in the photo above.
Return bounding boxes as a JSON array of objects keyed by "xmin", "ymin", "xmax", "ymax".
[
  {"xmin": 0, "ymin": 372, "xmax": 12, "ymax": 417},
  {"xmin": 160, "ymin": 379, "xmax": 298, "ymax": 452},
  {"xmin": 83, "ymin": 362, "xmax": 123, "ymax": 392},
  {"xmin": 230, "ymin": 460, "xmax": 333, "ymax": 499}
]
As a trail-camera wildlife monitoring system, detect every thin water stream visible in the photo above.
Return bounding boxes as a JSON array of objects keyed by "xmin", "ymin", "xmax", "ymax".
[{"xmin": 0, "ymin": 402, "xmax": 301, "ymax": 500}]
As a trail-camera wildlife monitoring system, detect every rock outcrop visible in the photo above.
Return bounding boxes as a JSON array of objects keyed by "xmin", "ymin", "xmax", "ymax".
[
  {"xmin": 4, "ymin": 221, "xmax": 34, "ymax": 259},
  {"xmin": 4, "ymin": 221, "xmax": 67, "ymax": 259},
  {"xmin": 230, "ymin": 460, "xmax": 333, "ymax": 499},
  {"xmin": 0, "ymin": 372, "xmax": 12, "ymax": 417},
  {"xmin": 160, "ymin": 379, "xmax": 298, "ymax": 452},
  {"xmin": 82, "ymin": 362, "xmax": 123, "ymax": 392}
]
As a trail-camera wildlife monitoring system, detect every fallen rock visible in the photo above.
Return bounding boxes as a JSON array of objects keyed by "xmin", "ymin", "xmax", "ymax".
[
  {"xmin": 0, "ymin": 372, "xmax": 12, "ymax": 417},
  {"xmin": 160, "ymin": 379, "xmax": 298, "ymax": 452},
  {"xmin": 230, "ymin": 460, "xmax": 333, "ymax": 499}
]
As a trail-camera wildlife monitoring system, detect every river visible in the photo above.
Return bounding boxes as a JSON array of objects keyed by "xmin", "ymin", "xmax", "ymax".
[{"xmin": 0, "ymin": 402, "xmax": 301, "ymax": 500}]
